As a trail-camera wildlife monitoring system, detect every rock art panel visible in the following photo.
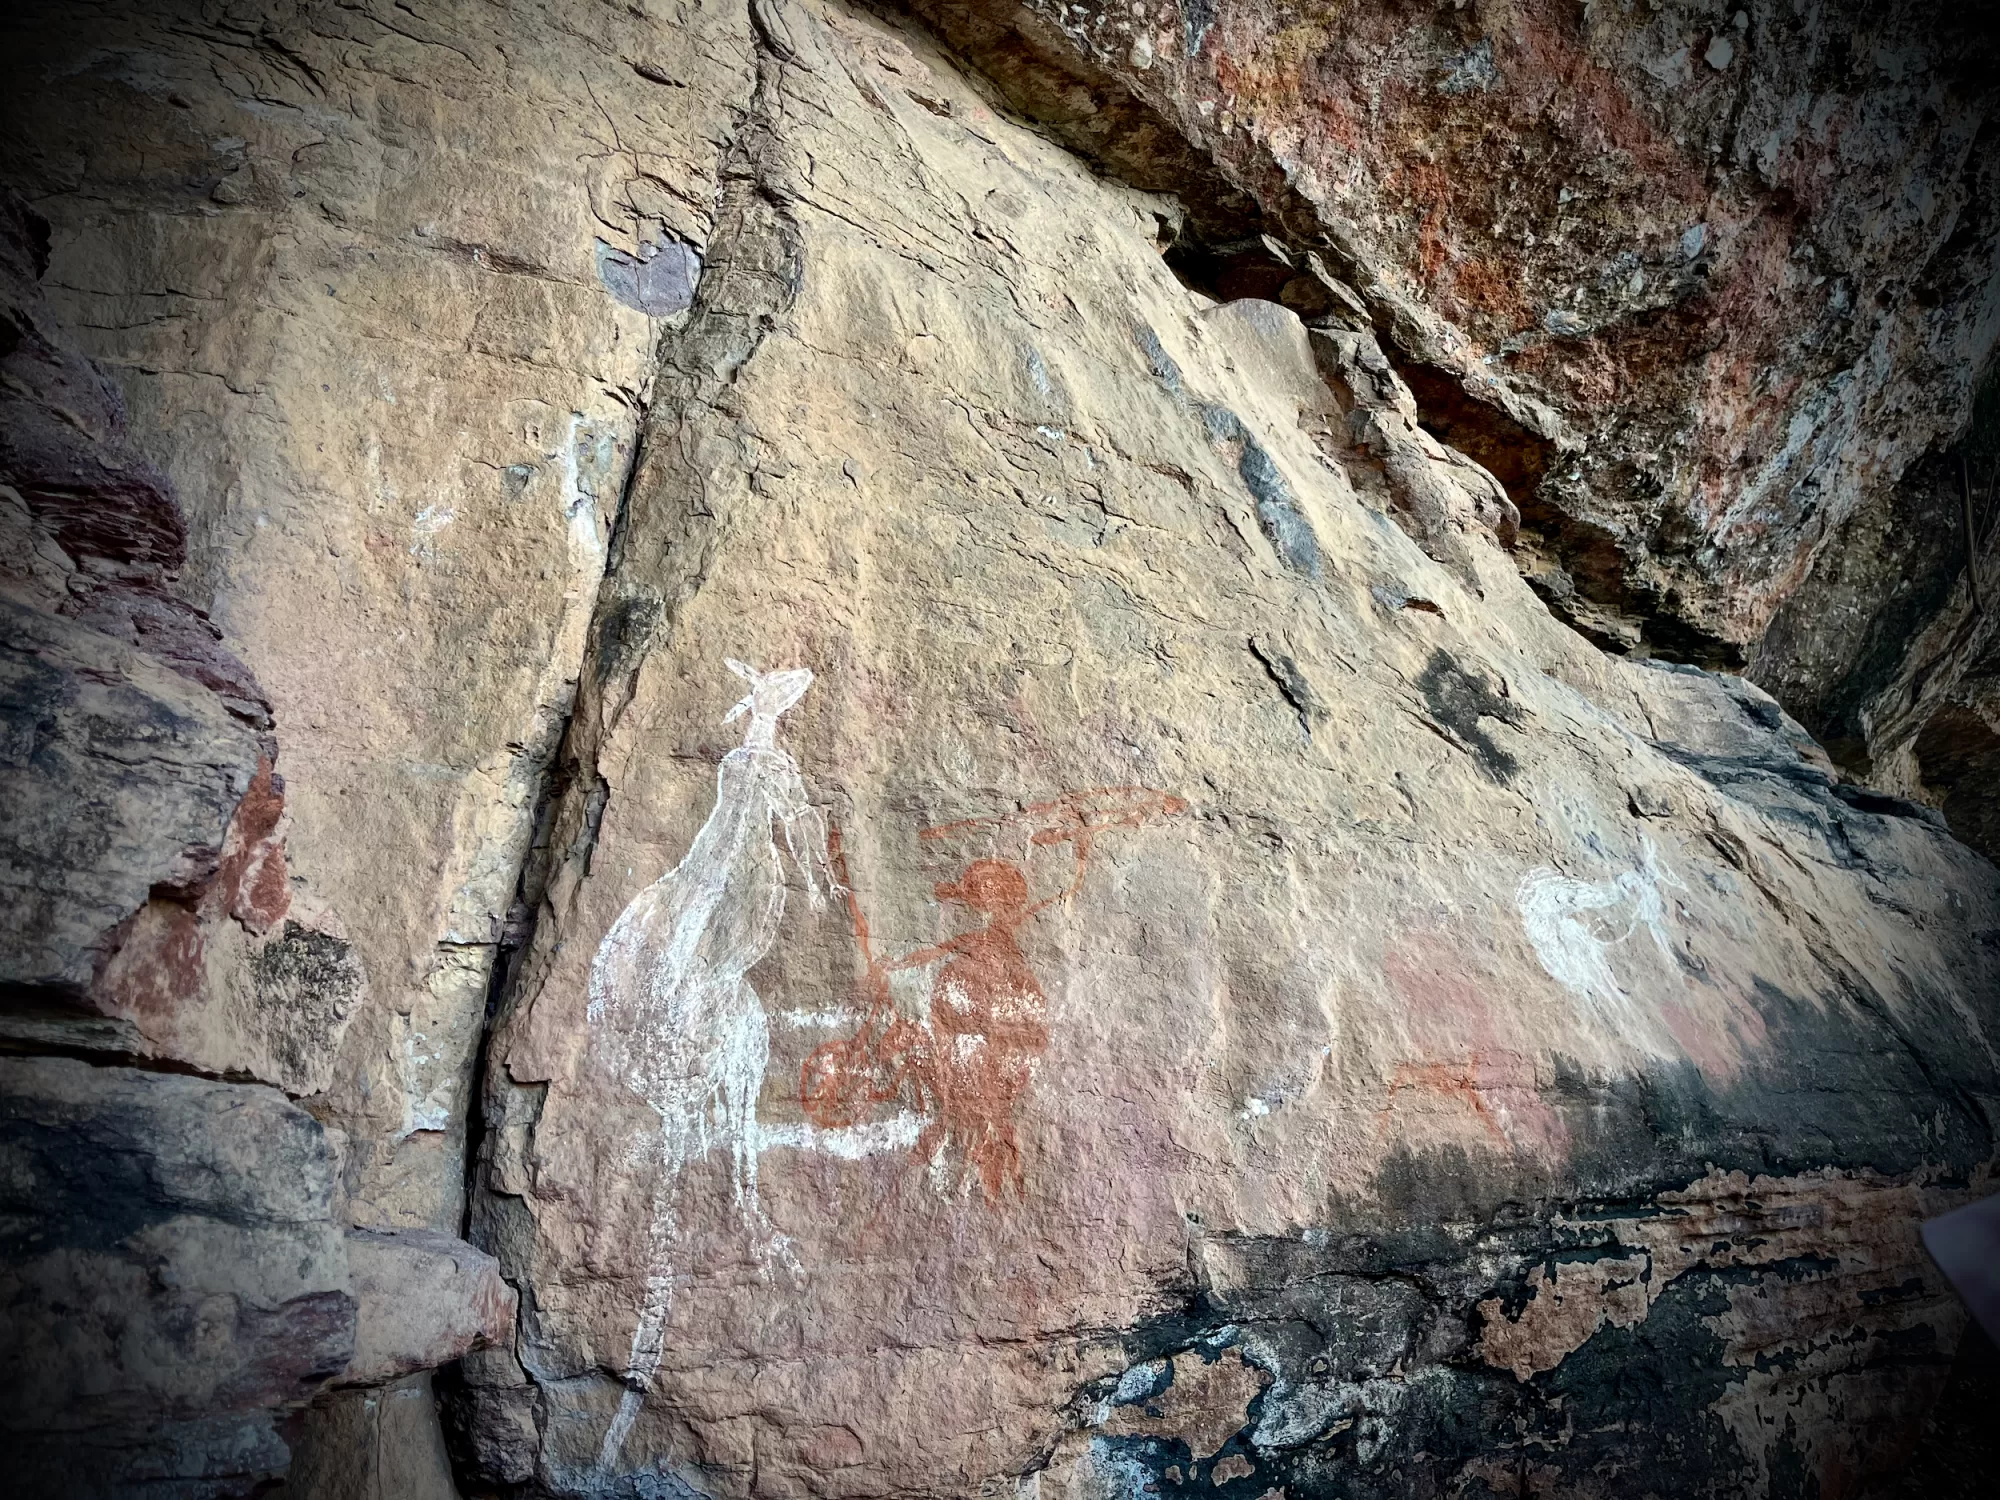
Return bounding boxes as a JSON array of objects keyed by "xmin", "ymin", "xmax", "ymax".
[
  {"xmin": 564, "ymin": 657, "xmax": 1192, "ymax": 1475},
  {"xmin": 1517, "ymin": 838, "xmax": 1686, "ymax": 1040},
  {"xmin": 457, "ymin": 4, "xmax": 2000, "ymax": 1494},
  {"xmin": 803, "ymin": 787, "xmax": 1188, "ymax": 1203},
  {"xmin": 8, "ymin": 0, "xmax": 1983, "ymax": 1492}
]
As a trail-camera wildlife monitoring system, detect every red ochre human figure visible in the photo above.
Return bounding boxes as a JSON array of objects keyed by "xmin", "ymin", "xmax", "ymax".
[{"xmin": 802, "ymin": 788, "xmax": 1184, "ymax": 1203}]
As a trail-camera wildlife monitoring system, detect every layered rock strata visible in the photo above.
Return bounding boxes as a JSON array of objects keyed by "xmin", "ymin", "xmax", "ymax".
[
  {"xmin": 0, "ymin": 28, "xmax": 541, "ymax": 1483},
  {"xmin": 902, "ymin": 0, "xmax": 2000, "ymax": 852}
]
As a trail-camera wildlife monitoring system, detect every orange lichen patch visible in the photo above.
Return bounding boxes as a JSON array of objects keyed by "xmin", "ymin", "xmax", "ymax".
[
  {"xmin": 1305, "ymin": 88, "xmax": 1365, "ymax": 155},
  {"xmin": 1209, "ymin": 17, "xmax": 1338, "ymax": 115},
  {"xmin": 1507, "ymin": 333, "xmax": 1628, "ymax": 413},
  {"xmin": 1499, "ymin": 0, "xmax": 1708, "ymax": 205},
  {"xmin": 1687, "ymin": 213, "xmax": 1814, "ymax": 527},
  {"xmin": 1415, "ymin": 210, "xmax": 1452, "ymax": 289},
  {"xmin": 1476, "ymin": 1166, "xmax": 1984, "ymax": 1384},
  {"xmin": 1099, "ymin": 1349, "xmax": 1269, "ymax": 1461}
]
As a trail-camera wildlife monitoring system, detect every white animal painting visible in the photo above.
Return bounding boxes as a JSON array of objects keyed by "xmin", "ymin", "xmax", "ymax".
[
  {"xmin": 1517, "ymin": 839, "xmax": 1686, "ymax": 1033},
  {"xmin": 584, "ymin": 658, "xmax": 837, "ymax": 1472}
]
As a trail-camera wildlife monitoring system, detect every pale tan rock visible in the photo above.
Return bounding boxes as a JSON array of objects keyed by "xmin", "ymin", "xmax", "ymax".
[
  {"xmin": 340, "ymin": 1228, "xmax": 518, "ymax": 1387},
  {"xmin": 1309, "ymin": 324, "xmax": 1521, "ymax": 564},
  {"xmin": 456, "ymin": 2, "xmax": 2000, "ymax": 1494}
]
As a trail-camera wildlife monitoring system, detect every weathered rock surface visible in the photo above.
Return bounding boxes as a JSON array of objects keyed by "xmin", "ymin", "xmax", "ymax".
[
  {"xmin": 0, "ymin": 183, "xmax": 347, "ymax": 1088},
  {"xmin": 290, "ymin": 1374, "xmax": 464, "ymax": 1500},
  {"xmin": 341, "ymin": 1228, "xmax": 519, "ymax": 1388},
  {"xmin": 0, "ymin": 0, "xmax": 742, "ymax": 1232},
  {"xmin": 0, "ymin": 0, "xmax": 1994, "ymax": 1496},
  {"xmin": 902, "ymin": 0, "xmax": 2000, "ymax": 848},
  {"xmin": 0, "ymin": 63, "xmax": 539, "ymax": 1487},
  {"xmin": 0, "ymin": 1057, "xmax": 354, "ymax": 1495},
  {"xmin": 445, "ymin": 3, "xmax": 1995, "ymax": 1493},
  {"xmin": 1755, "ymin": 382, "xmax": 2000, "ymax": 859}
]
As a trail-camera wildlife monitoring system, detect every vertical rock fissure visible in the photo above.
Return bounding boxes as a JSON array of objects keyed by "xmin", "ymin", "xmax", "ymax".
[{"xmin": 450, "ymin": 28, "xmax": 807, "ymax": 1481}]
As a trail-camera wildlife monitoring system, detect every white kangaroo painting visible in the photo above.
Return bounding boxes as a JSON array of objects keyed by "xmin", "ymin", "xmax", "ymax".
[
  {"xmin": 1517, "ymin": 838, "xmax": 1686, "ymax": 1037},
  {"xmin": 585, "ymin": 658, "xmax": 836, "ymax": 1473}
]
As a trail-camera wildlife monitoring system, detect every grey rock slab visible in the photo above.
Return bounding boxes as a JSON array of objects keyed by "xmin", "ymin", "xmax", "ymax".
[
  {"xmin": 341, "ymin": 1227, "xmax": 519, "ymax": 1387},
  {"xmin": 0, "ymin": 1057, "xmax": 355, "ymax": 1494}
]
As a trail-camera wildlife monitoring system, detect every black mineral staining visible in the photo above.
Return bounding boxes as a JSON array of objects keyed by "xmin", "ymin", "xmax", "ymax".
[
  {"xmin": 1134, "ymin": 324, "xmax": 1324, "ymax": 579},
  {"xmin": 1201, "ymin": 404, "xmax": 1323, "ymax": 579},
  {"xmin": 1414, "ymin": 649, "xmax": 1523, "ymax": 782},
  {"xmin": 1137, "ymin": 322, "xmax": 1187, "ymax": 397},
  {"xmin": 1250, "ymin": 636, "xmax": 1327, "ymax": 734}
]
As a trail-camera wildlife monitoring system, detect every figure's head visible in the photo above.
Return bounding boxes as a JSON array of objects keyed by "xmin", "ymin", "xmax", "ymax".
[
  {"xmin": 935, "ymin": 858, "xmax": 1029, "ymax": 916},
  {"xmin": 722, "ymin": 659, "xmax": 813, "ymax": 744}
]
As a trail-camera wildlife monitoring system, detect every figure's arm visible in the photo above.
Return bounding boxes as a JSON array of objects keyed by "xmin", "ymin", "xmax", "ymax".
[
  {"xmin": 881, "ymin": 932, "xmax": 969, "ymax": 971},
  {"xmin": 781, "ymin": 799, "xmax": 840, "ymax": 912},
  {"xmin": 1025, "ymin": 832, "xmax": 1093, "ymax": 918}
]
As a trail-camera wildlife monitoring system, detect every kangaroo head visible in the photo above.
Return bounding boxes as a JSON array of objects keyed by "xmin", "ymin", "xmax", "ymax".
[{"xmin": 722, "ymin": 659, "xmax": 814, "ymax": 746}]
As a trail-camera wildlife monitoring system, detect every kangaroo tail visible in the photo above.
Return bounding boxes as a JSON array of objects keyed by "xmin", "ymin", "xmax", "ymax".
[{"xmin": 596, "ymin": 1176, "xmax": 677, "ymax": 1474}]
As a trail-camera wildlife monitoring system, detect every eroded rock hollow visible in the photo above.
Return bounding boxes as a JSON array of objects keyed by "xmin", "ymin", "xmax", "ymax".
[{"xmin": 3, "ymin": 1, "xmax": 1996, "ymax": 1496}]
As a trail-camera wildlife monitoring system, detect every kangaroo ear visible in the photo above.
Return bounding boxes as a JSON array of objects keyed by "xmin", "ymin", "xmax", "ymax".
[
  {"xmin": 722, "ymin": 693, "xmax": 754, "ymax": 724},
  {"xmin": 726, "ymin": 657, "xmax": 760, "ymax": 684},
  {"xmin": 763, "ymin": 667, "xmax": 814, "ymax": 715}
]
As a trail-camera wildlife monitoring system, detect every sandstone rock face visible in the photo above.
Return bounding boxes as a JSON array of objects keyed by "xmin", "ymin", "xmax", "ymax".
[
  {"xmin": 290, "ymin": 1374, "xmax": 464, "ymax": 1500},
  {"xmin": 342, "ymin": 1228, "xmax": 520, "ymax": 1388},
  {"xmin": 903, "ymin": 0, "xmax": 2000, "ymax": 847},
  {"xmin": 0, "ymin": 0, "xmax": 1994, "ymax": 1496},
  {"xmin": 1755, "ymin": 395, "xmax": 2000, "ymax": 862},
  {"xmin": 0, "ymin": 0, "xmax": 577, "ymax": 1477},
  {"xmin": 0, "ymin": 0, "xmax": 746, "ymax": 1234},
  {"xmin": 448, "ymin": 3, "xmax": 1990, "ymax": 1493}
]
